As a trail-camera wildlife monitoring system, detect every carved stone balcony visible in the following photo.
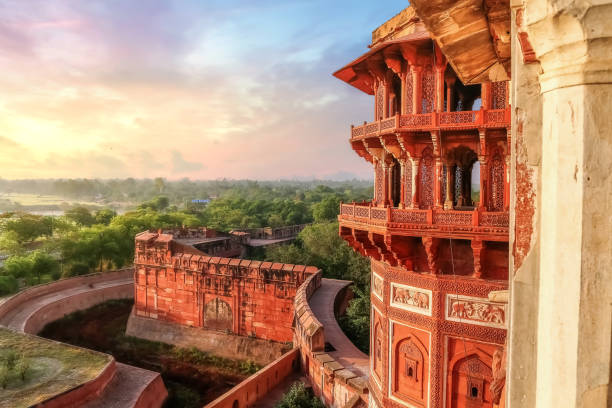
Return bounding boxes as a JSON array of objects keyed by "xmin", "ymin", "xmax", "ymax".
[
  {"xmin": 350, "ymin": 108, "xmax": 511, "ymax": 140},
  {"xmin": 339, "ymin": 202, "xmax": 509, "ymax": 242}
]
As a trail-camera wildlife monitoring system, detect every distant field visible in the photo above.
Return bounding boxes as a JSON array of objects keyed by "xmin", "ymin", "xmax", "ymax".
[{"xmin": 0, "ymin": 193, "xmax": 99, "ymax": 207}]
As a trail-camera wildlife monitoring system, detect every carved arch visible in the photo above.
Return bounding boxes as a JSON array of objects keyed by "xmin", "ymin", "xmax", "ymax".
[
  {"xmin": 448, "ymin": 346, "xmax": 495, "ymax": 408},
  {"xmin": 393, "ymin": 334, "xmax": 429, "ymax": 404},
  {"xmin": 203, "ymin": 297, "xmax": 233, "ymax": 332}
]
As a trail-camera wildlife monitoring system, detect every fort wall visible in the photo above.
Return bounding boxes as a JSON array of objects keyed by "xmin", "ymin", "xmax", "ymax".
[
  {"xmin": 204, "ymin": 348, "xmax": 300, "ymax": 408},
  {"xmin": 293, "ymin": 273, "xmax": 368, "ymax": 407},
  {"xmin": 134, "ymin": 230, "xmax": 318, "ymax": 343},
  {"xmin": 0, "ymin": 268, "xmax": 133, "ymax": 325},
  {"xmin": 23, "ymin": 282, "xmax": 133, "ymax": 334}
]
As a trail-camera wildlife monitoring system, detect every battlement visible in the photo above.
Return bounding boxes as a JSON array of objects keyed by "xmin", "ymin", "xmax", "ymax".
[{"xmin": 133, "ymin": 230, "xmax": 320, "ymax": 343}]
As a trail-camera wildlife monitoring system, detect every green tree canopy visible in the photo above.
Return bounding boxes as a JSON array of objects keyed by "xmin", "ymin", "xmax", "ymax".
[{"xmin": 65, "ymin": 206, "xmax": 95, "ymax": 227}]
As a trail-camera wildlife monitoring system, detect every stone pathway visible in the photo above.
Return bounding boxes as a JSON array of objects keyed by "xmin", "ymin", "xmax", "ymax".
[{"xmin": 308, "ymin": 278, "xmax": 369, "ymax": 377}]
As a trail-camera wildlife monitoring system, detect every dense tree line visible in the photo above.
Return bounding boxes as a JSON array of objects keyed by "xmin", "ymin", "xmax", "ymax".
[{"xmin": 0, "ymin": 178, "xmax": 372, "ymax": 209}]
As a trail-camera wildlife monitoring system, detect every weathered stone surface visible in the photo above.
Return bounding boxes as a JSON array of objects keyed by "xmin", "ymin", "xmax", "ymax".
[
  {"xmin": 411, "ymin": 0, "xmax": 511, "ymax": 84},
  {"xmin": 126, "ymin": 311, "xmax": 289, "ymax": 366}
]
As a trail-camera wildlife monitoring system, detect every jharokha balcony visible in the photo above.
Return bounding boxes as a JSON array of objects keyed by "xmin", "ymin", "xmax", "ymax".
[
  {"xmin": 334, "ymin": 28, "xmax": 511, "ymax": 281},
  {"xmin": 339, "ymin": 202, "xmax": 509, "ymax": 280},
  {"xmin": 350, "ymin": 108, "xmax": 511, "ymax": 140},
  {"xmin": 339, "ymin": 202, "xmax": 508, "ymax": 239}
]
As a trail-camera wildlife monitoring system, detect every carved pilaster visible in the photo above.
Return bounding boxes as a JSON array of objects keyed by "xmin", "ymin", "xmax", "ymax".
[
  {"xmin": 411, "ymin": 157, "xmax": 420, "ymax": 209},
  {"xmin": 422, "ymin": 236, "xmax": 440, "ymax": 274},
  {"xmin": 434, "ymin": 158, "xmax": 443, "ymax": 208},
  {"xmin": 444, "ymin": 162, "xmax": 454, "ymax": 210},
  {"xmin": 412, "ymin": 65, "xmax": 423, "ymax": 114},
  {"xmin": 471, "ymin": 239, "xmax": 485, "ymax": 279}
]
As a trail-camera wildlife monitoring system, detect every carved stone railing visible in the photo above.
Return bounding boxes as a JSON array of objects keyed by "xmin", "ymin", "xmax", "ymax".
[
  {"xmin": 439, "ymin": 110, "xmax": 479, "ymax": 126},
  {"xmin": 339, "ymin": 203, "xmax": 509, "ymax": 237},
  {"xmin": 349, "ymin": 107, "xmax": 510, "ymax": 139}
]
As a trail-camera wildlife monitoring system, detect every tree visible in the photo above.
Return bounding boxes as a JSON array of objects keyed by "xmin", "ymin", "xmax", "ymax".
[
  {"xmin": 65, "ymin": 206, "xmax": 95, "ymax": 227},
  {"xmin": 154, "ymin": 177, "xmax": 166, "ymax": 194},
  {"xmin": 3, "ymin": 251, "xmax": 60, "ymax": 284},
  {"xmin": 2, "ymin": 215, "xmax": 53, "ymax": 243},
  {"xmin": 3, "ymin": 255, "xmax": 33, "ymax": 279},
  {"xmin": 311, "ymin": 196, "xmax": 340, "ymax": 222},
  {"xmin": 94, "ymin": 209, "xmax": 117, "ymax": 225},
  {"xmin": 30, "ymin": 251, "xmax": 60, "ymax": 283},
  {"xmin": 0, "ymin": 276, "xmax": 18, "ymax": 296}
]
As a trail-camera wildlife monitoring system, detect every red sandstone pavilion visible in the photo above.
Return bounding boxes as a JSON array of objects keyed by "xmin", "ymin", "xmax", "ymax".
[{"xmin": 334, "ymin": 6, "xmax": 510, "ymax": 408}]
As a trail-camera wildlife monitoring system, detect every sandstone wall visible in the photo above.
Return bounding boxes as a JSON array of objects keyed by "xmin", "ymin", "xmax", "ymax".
[
  {"xmin": 293, "ymin": 272, "xmax": 368, "ymax": 407},
  {"xmin": 24, "ymin": 282, "xmax": 133, "ymax": 334},
  {"xmin": 0, "ymin": 269, "xmax": 133, "ymax": 324},
  {"xmin": 204, "ymin": 348, "xmax": 300, "ymax": 408},
  {"xmin": 134, "ymin": 232, "xmax": 317, "ymax": 343},
  {"xmin": 39, "ymin": 358, "xmax": 117, "ymax": 408}
]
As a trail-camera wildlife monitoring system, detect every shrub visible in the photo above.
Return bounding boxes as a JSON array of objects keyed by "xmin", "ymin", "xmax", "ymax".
[
  {"xmin": 0, "ymin": 275, "xmax": 18, "ymax": 296},
  {"xmin": 63, "ymin": 263, "xmax": 90, "ymax": 278},
  {"xmin": 15, "ymin": 356, "xmax": 30, "ymax": 381},
  {"xmin": 2, "ymin": 349, "xmax": 18, "ymax": 370},
  {"xmin": 276, "ymin": 382, "xmax": 325, "ymax": 408},
  {"xmin": 0, "ymin": 365, "xmax": 9, "ymax": 389},
  {"xmin": 239, "ymin": 360, "xmax": 260, "ymax": 375}
]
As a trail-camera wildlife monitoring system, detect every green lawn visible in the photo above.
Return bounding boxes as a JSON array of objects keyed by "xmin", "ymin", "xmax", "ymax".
[{"xmin": 0, "ymin": 327, "xmax": 111, "ymax": 408}]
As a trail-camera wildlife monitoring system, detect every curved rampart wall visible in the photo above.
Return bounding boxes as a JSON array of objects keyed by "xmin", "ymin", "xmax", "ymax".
[
  {"xmin": 23, "ymin": 282, "xmax": 133, "ymax": 334},
  {"xmin": 293, "ymin": 271, "xmax": 325, "ymax": 352},
  {"xmin": 0, "ymin": 268, "xmax": 133, "ymax": 327},
  {"xmin": 293, "ymin": 273, "xmax": 367, "ymax": 407}
]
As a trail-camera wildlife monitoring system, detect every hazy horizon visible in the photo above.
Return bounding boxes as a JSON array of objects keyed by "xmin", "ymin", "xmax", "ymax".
[{"xmin": 0, "ymin": 0, "xmax": 408, "ymax": 180}]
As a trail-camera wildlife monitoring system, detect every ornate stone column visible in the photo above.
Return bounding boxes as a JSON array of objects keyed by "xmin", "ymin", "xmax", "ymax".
[
  {"xmin": 399, "ymin": 160, "xmax": 406, "ymax": 208},
  {"xmin": 434, "ymin": 158, "xmax": 443, "ymax": 208},
  {"xmin": 479, "ymin": 157, "xmax": 488, "ymax": 210},
  {"xmin": 481, "ymin": 82, "xmax": 491, "ymax": 110},
  {"xmin": 411, "ymin": 157, "xmax": 420, "ymax": 208},
  {"xmin": 412, "ymin": 66, "xmax": 423, "ymax": 114},
  {"xmin": 446, "ymin": 77, "xmax": 455, "ymax": 112},
  {"xmin": 382, "ymin": 160, "xmax": 391, "ymax": 207},
  {"xmin": 399, "ymin": 72, "xmax": 408, "ymax": 115},
  {"xmin": 444, "ymin": 162, "xmax": 454, "ymax": 210},
  {"xmin": 471, "ymin": 239, "xmax": 484, "ymax": 278},
  {"xmin": 435, "ymin": 66, "xmax": 446, "ymax": 112}
]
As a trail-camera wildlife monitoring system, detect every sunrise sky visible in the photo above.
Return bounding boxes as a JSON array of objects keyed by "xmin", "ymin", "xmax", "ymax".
[{"xmin": 0, "ymin": 0, "xmax": 409, "ymax": 180}]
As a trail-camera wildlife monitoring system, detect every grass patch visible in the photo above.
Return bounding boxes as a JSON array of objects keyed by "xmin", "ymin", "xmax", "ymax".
[{"xmin": 0, "ymin": 327, "xmax": 110, "ymax": 408}]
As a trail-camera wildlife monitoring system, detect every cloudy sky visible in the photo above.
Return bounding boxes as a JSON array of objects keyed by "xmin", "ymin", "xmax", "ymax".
[{"xmin": 0, "ymin": 0, "xmax": 408, "ymax": 180}]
